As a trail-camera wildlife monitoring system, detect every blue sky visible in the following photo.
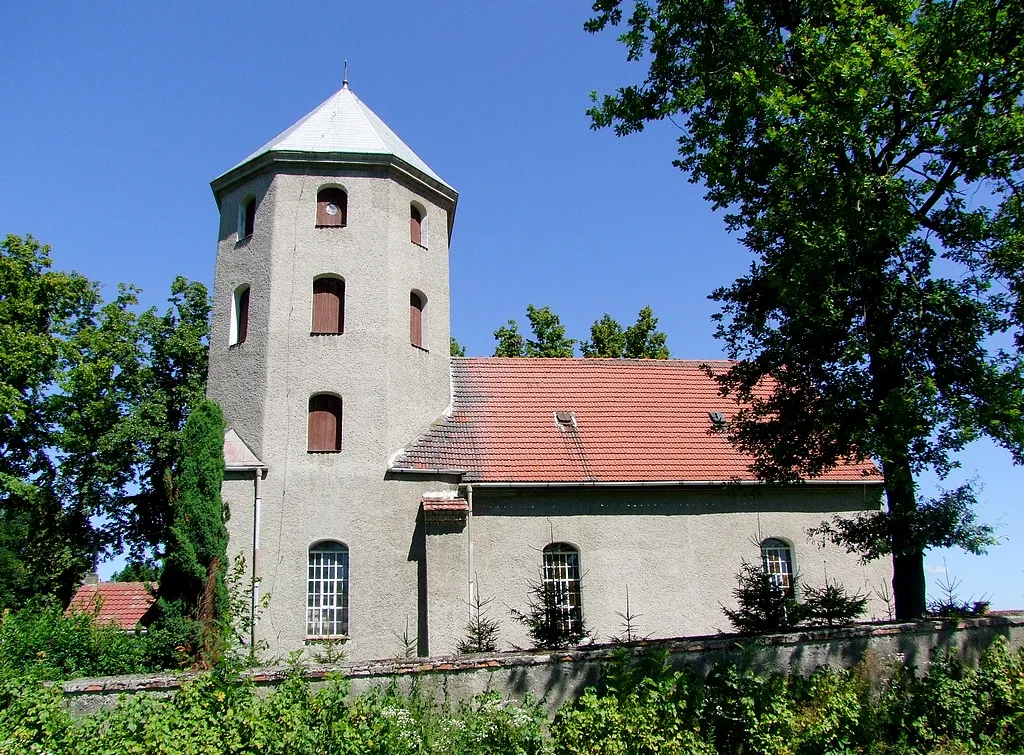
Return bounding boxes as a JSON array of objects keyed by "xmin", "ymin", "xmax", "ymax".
[{"xmin": 1, "ymin": 2, "xmax": 1020, "ymax": 607}]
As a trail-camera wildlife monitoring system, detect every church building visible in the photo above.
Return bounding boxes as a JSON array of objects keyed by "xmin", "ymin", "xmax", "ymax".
[{"xmin": 208, "ymin": 84, "xmax": 891, "ymax": 661}]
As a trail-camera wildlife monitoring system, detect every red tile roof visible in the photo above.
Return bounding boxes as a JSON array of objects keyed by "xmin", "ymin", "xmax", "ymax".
[
  {"xmin": 66, "ymin": 582, "xmax": 156, "ymax": 630},
  {"xmin": 393, "ymin": 358, "xmax": 879, "ymax": 484}
]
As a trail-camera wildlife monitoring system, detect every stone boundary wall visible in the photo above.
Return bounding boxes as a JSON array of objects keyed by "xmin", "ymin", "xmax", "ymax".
[{"xmin": 64, "ymin": 613, "xmax": 1024, "ymax": 715}]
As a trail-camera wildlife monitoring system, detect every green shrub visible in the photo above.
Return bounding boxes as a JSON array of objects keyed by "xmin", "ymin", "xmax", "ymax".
[{"xmin": 0, "ymin": 600, "xmax": 157, "ymax": 681}]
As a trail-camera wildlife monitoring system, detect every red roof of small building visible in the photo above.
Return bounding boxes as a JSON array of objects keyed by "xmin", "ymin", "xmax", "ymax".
[
  {"xmin": 66, "ymin": 582, "xmax": 156, "ymax": 630},
  {"xmin": 393, "ymin": 358, "xmax": 879, "ymax": 484}
]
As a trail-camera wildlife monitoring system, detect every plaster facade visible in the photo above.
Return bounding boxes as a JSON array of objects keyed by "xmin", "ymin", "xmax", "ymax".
[{"xmin": 206, "ymin": 86, "xmax": 893, "ymax": 662}]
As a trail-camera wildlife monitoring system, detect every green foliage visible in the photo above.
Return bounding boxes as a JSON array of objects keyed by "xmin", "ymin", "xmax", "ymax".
[
  {"xmin": 493, "ymin": 306, "xmax": 576, "ymax": 357},
  {"xmin": 0, "ymin": 600, "xmax": 158, "ymax": 681},
  {"xmin": 802, "ymin": 579, "xmax": 869, "ymax": 628},
  {"xmin": 0, "ymin": 235, "xmax": 210, "ymax": 609},
  {"xmin": 450, "ymin": 336, "xmax": 467, "ymax": 357},
  {"xmin": 510, "ymin": 574, "xmax": 589, "ymax": 650},
  {"xmin": 581, "ymin": 314, "xmax": 626, "ymax": 358},
  {"xmin": 153, "ymin": 399, "xmax": 228, "ymax": 668},
  {"xmin": 457, "ymin": 589, "xmax": 501, "ymax": 654},
  {"xmin": 722, "ymin": 562, "xmax": 805, "ymax": 634},
  {"xmin": 3, "ymin": 635, "xmax": 1024, "ymax": 754},
  {"xmin": 587, "ymin": 0, "xmax": 1024, "ymax": 620},
  {"xmin": 111, "ymin": 557, "xmax": 162, "ymax": 583}
]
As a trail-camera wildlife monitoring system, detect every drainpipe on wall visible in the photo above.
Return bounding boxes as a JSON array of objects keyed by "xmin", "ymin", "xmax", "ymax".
[
  {"xmin": 251, "ymin": 469, "xmax": 262, "ymax": 653},
  {"xmin": 466, "ymin": 483, "xmax": 474, "ymax": 612}
]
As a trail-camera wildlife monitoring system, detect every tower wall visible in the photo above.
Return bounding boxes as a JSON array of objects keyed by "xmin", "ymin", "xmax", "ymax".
[{"xmin": 209, "ymin": 163, "xmax": 457, "ymax": 659}]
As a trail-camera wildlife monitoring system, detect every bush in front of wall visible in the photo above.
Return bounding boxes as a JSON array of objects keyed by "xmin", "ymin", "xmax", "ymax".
[{"xmin": 722, "ymin": 562, "xmax": 806, "ymax": 635}]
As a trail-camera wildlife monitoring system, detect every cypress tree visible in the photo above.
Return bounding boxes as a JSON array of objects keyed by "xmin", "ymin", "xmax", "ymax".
[{"xmin": 152, "ymin": 399, "xmax": 227, "ymax": 667}]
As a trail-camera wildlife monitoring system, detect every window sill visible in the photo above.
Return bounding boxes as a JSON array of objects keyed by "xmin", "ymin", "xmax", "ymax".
[
  {"xmin": 314, "ymin": 224, "xmax": 347, "ymax": 229},
  {"xmin": 410, "ymin": 344, "xmax": 429, "ymax": 353},
  {"xmin": 307, "ymin": 449, "xmax": 342, "ymax": 454},
  {"xmin": 305, "ymin": 635, "xmax": 348, "ymax": 643},
  {"xmin": 235, "ymin": 234, "xmax": 252, "ymax": 247},
  {"xmin": 229, "ymin": 341, "xmax": 246, "ymax": 350},
  {"xmin": 310, "ymin": 331, "xmax": 344, "ymax": 337},
  {"xmin": 411, "ymin": 242, "xmax": 428, "ymax": 250}
]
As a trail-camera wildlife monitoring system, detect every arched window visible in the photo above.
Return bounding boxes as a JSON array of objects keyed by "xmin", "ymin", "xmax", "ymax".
[
  {"xmin": 239, "ymin": 197, "xmax": 256, "ymax": 240},
  {"xmin": 542, "ymin": 543, "xmax": 582, "ymax": 635},
  {"xmin": 761, "ymin": 538, "xmax": 794, "ymax": 591},
  {"xmin": 307, "ymin": 541, "xmax": 349, "ymax": 637},
  {"xmin": 410, "ymin": 203, "xmax": 424, "ymax": 246},
  {"xmin": 316, "ymin": 187, "xmax": 347, "ymax": 228},
  {"xmin": 311, "ymin": 276, "xmax": 344, "ymax": 334},
  {"xmin": 307, "ymin": 394, "xmax": 342, "ymax": 452},
  {"xmin": 410, "ymin": 291, "xmax": 426, "ymax": 349},
  {"xmin": 230, "ymin": 285, "xmax": 250, "ymax": 346}
]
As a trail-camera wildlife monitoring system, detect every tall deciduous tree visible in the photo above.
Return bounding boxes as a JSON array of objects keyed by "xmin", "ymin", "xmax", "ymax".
[
  {"xmin": 588, "ymin": 0, "xmax": 1024, "ymax": 618},
  {"xmin": 583, "ymin": 307, "xmax": 671, "ymax": 358},
  {"xmin": 124, "ymin": 276, "xmax": 210, "ymax": 557},
  {"xmin": 493, "ymin": 305, "xmax": 577, "ymax": 357},
  {"xmin": 154, "ymin": 399, "xmax": 228, "ymax": 667}
]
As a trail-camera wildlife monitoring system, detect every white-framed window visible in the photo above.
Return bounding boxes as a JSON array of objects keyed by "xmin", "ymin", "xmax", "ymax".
[
  {"xmin": 307, "ymin": 541, "xmax": 349, "ymax": 637},
  {"xmin": 237, "ymin": 196, "xmax": 256, "ymax": 241},
  {"xmin": 761, "ymin": 538, "xmax": 793, "ymax": 591},
  {"xmin": 229, "ymin": 284, "xmax": 250, "ymax": 346},
  {"xmin": 542, "ymin": 543, "xmax": 582, "ymax": 635}
]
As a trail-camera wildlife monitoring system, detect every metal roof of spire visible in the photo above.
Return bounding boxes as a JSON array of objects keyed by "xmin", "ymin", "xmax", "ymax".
[{"xmin": 212, "ymin": 85, "xmax": 454, "ymax": 195}]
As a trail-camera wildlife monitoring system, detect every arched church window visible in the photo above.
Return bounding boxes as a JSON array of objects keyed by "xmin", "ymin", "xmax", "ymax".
[
  {"xmin": 239, "ymin": 197, "xmax": 256, "ymax": 240},
  {"xmin": 410, "ymin": 291, "xmax": 426, "ymax": 349},
  {"xmin": 316, "ymin": 187, "xmax": 348, "ymax": 228},
  {"xmin": 230, "ymin": 284, "xmax": 250, "ymax": 346},
  {"xmin": 311, "ymin": 276, "xmax": 345, "ymax": 334},
  {"xmin": 307, "ymin": 541, "xmax": 349, "ymax": 637},
  {"xmin": 307, "ymin": 394, "xmax": 342, "ymax": 452},
  {"xmin": 410, "ymin": 203, "xmax": 425, "ymax": 246},
  {"xmin": 761, "ymin": 538, "xmax": 794, "ymax": 591},
  {"xmin": 542, "ymin": 543, "xmax": 583, "ymax": 636}
]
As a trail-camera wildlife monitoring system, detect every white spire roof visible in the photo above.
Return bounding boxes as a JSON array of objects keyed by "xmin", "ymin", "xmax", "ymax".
[{"xmin": 217, "ymin": 85, "xmax": 453, "ymax": 192}]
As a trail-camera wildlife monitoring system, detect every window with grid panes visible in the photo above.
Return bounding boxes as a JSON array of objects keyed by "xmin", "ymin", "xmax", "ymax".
[
  {"xmin": 542, "ymin": 543, "xmax": 582, "ymax": 634},
  {"xmin": 307, "ymin": 541, "xmax": 349, "ymax": 637},
  {"xmin": 761, "ymin": 538, "xmax": 794, "ymax": 591}
]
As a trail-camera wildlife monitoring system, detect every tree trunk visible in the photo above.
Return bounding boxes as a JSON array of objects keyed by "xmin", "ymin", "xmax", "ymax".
[
  {"xmin": 893, "ymin": 551, "xmax": 926, "ymax": 620},
  {"xmin": 884, "ymin": 457, "xmax": 927, "ymax": 620}
]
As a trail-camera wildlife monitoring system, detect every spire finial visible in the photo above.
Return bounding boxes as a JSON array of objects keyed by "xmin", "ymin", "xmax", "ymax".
[{"xmin": 343, "ymin": 60, "xmax": 349, "ymax": 89}]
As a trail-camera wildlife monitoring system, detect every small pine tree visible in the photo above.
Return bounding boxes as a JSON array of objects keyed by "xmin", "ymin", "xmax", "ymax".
[
  {"xmin": 457, "ymin": 588, "xmax": 501, "ymax": 654},
  {"xmin": 802, "ymin": 579, "xmax": 869, "ymax": 627},
  {"xmin": 511, "ymin": 574, "xmax": 589, "ymax": 649},
  {"xmin": 722, "ymin": 562, "xmax": 805, "ymax": 634},
  {"xmin": 150, "ymin": 399, "xmax": 228, "ymax": 668}
]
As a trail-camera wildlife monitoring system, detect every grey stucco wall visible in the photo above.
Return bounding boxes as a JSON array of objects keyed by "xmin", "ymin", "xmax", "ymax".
[
  {"xmin": 425, "ymin": 485, "xmax": 892, "ymax": 657},
  {"xmin": 63, "ymin": 615, "xmax": 1024, "ymax": 717},
  {"xmin": 208, "ymin": 163, "xmax": 456, "ymax": 661}
]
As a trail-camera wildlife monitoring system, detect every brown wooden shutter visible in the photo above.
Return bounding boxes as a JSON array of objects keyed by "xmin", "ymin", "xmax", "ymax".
[
  {"xmin": 410, "ymin": 205, "xmax": 422, "ymax": 245},
  {"xmin": 410, "ymin": 292, "xmax": 423, "ymax": 348},
  {"xmin": 312, "ymin": 278, "xmax": 344, "ymax": 334},
  {"xmin": 308, "ymin": 395, "xmax": 342, "ymax": 452},
  {"xmin": 316, "ymin": 188, "xmax": 347, "ymax": 227},
  {"xmin": 243, "ymin": 199, "xmax": 256, "ymax": 238},
  {"xmin": 237, "ymin": 287, "xmax": 250, "ymax": 344}
]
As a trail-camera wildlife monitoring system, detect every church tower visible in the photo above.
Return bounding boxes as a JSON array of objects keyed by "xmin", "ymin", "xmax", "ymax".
[{"xmin": 208, "ymin": 84, "xmax": 458, "ymax": 659}]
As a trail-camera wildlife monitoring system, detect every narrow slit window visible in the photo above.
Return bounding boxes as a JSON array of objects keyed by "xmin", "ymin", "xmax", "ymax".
[
  {"xmin": 410, "ymin": 291, "xmax": 425, "ymax": 348},
  {"xmin": 410, "ymin": 204, "xmax": 423, "ymax": 245},
  {"xmin": 312, "ymin": 277, "xmax": 344, "ymax": 334},
  {"xmin": 307, "ymin": 541, "xmax": 349, "ymax": 637},
  {"xmin": 308, "ymin": 394, "xmax": 342, "ymax": 452},
  {"xmin": 240, "ymin": 198, "xmax": 256, "ymax": 240},
  {"xmin": 231, "ymin": 285, "xmax": 250, "ymax": 346},
  {"xmin": 316, "ymin": 188, "xmax": 347, "ymax": 227}
]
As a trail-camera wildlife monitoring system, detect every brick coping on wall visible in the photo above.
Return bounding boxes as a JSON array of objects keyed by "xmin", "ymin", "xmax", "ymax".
[{"xmin": 62, "ymin": 613, "xmax": 1024, "ymax": 697}]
